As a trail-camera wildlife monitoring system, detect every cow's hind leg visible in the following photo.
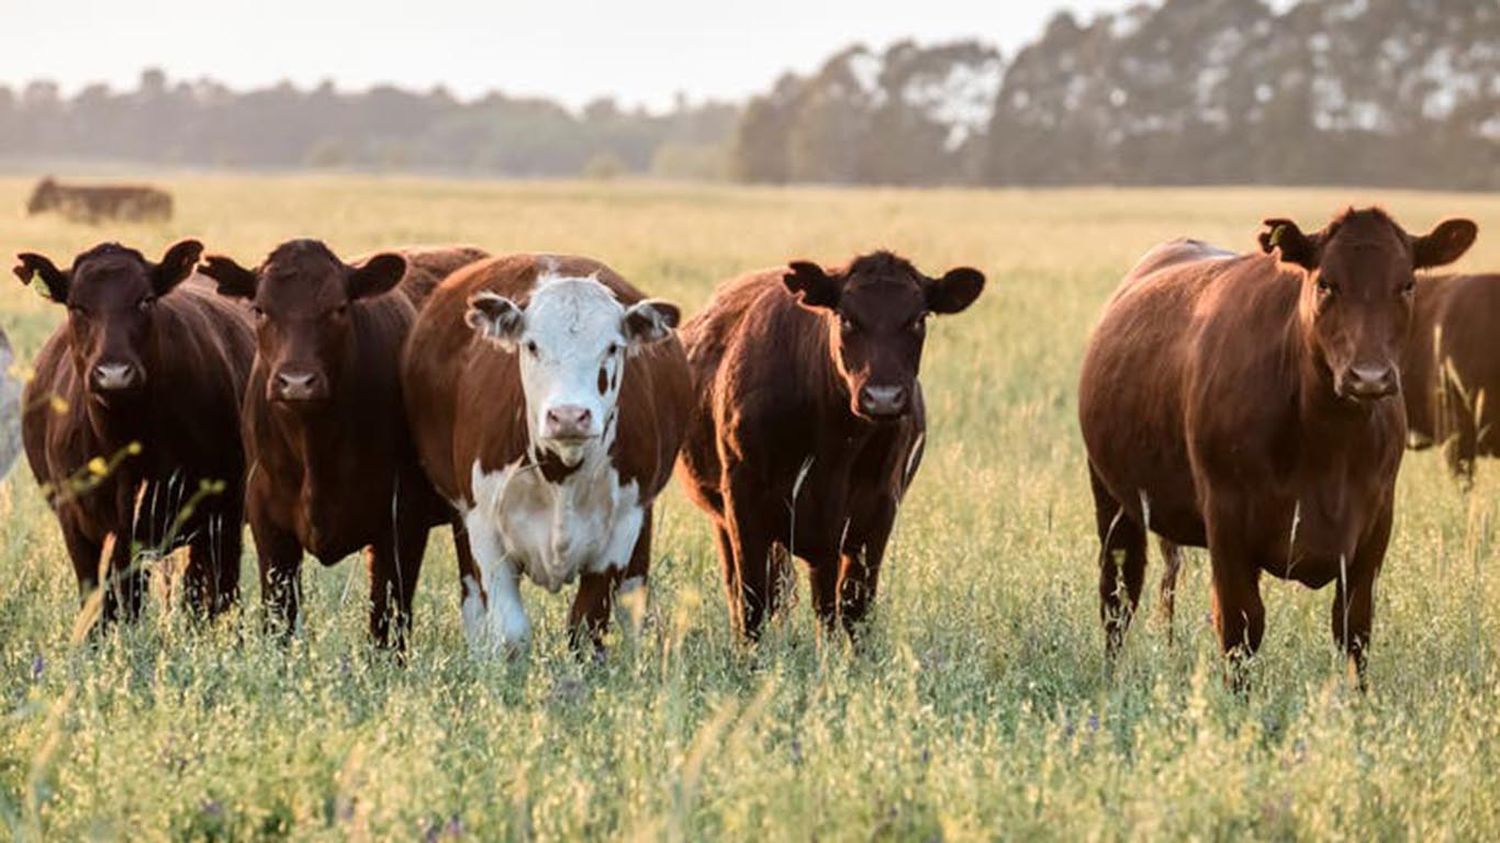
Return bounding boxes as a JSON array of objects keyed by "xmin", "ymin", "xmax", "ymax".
[
  {"xmin": 369, "ymin": 518, "xmax": 429, "ymax": 653},
  {"xmin": 1091, "ymin": 465, "xmax": 1147, "ymax": 660},
  {"xmin": 723, "ymin": 469, "xmax": 778, "ymax": 641},
  {"xmin": 1158, "ymin": 537, "xmax": 1183, "ymax": 643},
  {"xmin": 452, "ymin": 518, "xmax": 489, "ymax": 635},
  {"xmin": 185, "ymin": 499, "xmax": 244, "ymax": 620}
]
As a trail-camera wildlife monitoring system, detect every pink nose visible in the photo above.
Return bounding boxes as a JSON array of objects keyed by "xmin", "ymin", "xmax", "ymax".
[{"xmin": 544, "ymin": 405, "xmax": 593, "ymax": 438}]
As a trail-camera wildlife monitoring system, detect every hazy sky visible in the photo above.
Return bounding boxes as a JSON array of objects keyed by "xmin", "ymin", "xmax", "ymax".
[{"xmin": 2, "ymin": 0, "xmax": 1130, "ymax": 110}]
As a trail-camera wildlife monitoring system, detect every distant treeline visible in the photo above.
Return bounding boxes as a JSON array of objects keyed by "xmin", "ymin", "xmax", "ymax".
[
  {"xmin": 738, "ymin": 0, "xmax": 1500, "ymax": 189},
  {"xmin": 2, "ymin": 0, "xmax": 1496, "ymax": 188},
  {"xmin": 0, "ymin": 70, "xmax": 738, "ymax": 179}
]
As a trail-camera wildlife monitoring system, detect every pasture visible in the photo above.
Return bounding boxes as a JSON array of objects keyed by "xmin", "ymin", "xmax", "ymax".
[{"xmin": 4, "ymin": 175, "xmax": 1500, "ymax": 840}]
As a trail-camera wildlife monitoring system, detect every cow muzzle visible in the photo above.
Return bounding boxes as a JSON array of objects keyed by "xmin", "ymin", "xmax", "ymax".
[
  {"xmin": 90, "ymin": 361, "xmax": 143, "ymax": 394},
  {"xmin": 1337, "ymin": 364, "xmax": 1399, "ymax": 401},
  {"xmin": 858, "ymin": 384, "xmax": 911, "ymax": 419},
  {"xmin": 542, "ymin": 404, "xmax": 596, "ymax": 441},
  {"xmin": 271, "ymin": 369, "xmax": 327, "ymax": 402}
]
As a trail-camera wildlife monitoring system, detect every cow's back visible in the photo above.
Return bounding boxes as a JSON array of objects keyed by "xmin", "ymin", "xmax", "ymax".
[
  {"xmin": 1079, "ymin": 242, "xmax": 1291, "ymax": 545},
  {"xmin": 390, "ymin": 245, "xmax": 490, "ymax": 311},
  {"xmin": 404, "ymin": 253, "xmax": 690, "ymax": 505},
  {"xmin": 676, "ymin": 268, "xmax": 807, "ymax": 513}
]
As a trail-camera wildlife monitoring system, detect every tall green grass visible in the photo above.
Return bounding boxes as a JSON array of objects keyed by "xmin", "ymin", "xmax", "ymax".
[{"xmin": 3, "ymin": 176, "xmax": 1500, "ymax": 839}]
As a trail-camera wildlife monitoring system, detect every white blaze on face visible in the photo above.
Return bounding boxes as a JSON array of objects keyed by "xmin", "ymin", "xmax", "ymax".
[{"xmin": 466, "ymin": 274, "xmax": 679, "ymax": 467}]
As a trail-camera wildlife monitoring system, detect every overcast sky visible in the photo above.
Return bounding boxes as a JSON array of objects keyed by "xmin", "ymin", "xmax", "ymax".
[{"xmin": 2, "ymin": 0, "xmax": 1130, "ymax": 110}]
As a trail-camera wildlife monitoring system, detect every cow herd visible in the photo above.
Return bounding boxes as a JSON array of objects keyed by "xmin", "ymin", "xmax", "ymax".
[{"xmin": 8, "ymin": 203, "xmax": 1494, "ymax": 687}]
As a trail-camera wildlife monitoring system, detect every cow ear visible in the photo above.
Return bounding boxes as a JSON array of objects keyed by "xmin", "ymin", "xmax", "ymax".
[
  {"xmin": 465, "ymin": 292, "xmax": 525, "ymax": 351},
  {"xmin": 152, "ymin": 239, "xmax": 203, "ymax": 296},
  {"xmin": 347, "ymin": 253, "xmax": 406, "ymax": 301},
  {"xmin": 622, "ymin": 299, "xmax": 680, "ymax": 348},
  {"xmin": 782, "ymin": 261, "xmax": 841, "ymax": 310},
  {"xmin": 927, "ymin": 266, "xmax": 985, "ymax": 315},
  {"xmin": 198, "ymin": 254, "xmax": 259, "ymax": 299},
  {"xmin": 13, "ymin": 252, "xmax": 70, "ymax": 303},
  {"xmin": 1259, "ymin": 218, "xmax": 1322, "ymax": 270},
  {"xmin": 1413, "ymin": 218, "xmax": 1477, "ymax": 269}
]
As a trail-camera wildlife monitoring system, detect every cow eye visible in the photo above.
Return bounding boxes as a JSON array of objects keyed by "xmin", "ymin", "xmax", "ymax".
[
  {"xmin": 524, "ymin": 340, "xmax": 539, "ymax": 356},
  {"xmin": 137, "ymin": 297, "xmax": 155, "ymax": 312},
  {"xmin": 1316, "ymin": 278, "xmax": 1337, "ymax": 296},
  {"xmin": 908, "ymin": 316, "xmax": 926, "ymax": 333},
  {"xmin": 332, "ymin": 304, "xmax": 348, "ymax": 318},
  {"xmin": 606, "ymin": 342, "xmax": 620, "ymax": 356},
  {"xmin": 250, "ymin": 305, "xmax": 265, "ymax": 320},
  {"xmin": 67, "ymin": 305, "xmax": 86, "ymax": 319},
  {"xmin": 839, "ymin": 316, "xmax": 856, "ymax": 334},
  {"xmin": 1400, "ymin": 280, "xmax": 1416, "ymax": 297}
]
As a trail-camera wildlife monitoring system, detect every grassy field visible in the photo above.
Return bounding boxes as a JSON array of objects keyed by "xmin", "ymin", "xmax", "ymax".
[{"xmin": 3, "ymin": 175, "xmax": 1500, "ymax": 840}]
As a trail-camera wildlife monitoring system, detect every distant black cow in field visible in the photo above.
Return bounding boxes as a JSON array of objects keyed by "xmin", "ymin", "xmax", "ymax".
[
  {"xmin": 1400, "ymin": 272, "xmax": 1500, "ymax": 484},
  {"xmin": 677, "ymin": 251, "xmax": 985, "ymax": 641},
  {"xmin": 27, "ymin": 177, "xmax": 173, "ymax": 224},
  {"xmin": 201, "ymin": 241, "xmax": 488, "ymax": 650},
  {"xmin": 1079, "ymin": 208, "xmax": 1476, "ymax": 687},
  {"xmin": 15, "ymin": 241, "xmax": 255, "ymax": 624}
]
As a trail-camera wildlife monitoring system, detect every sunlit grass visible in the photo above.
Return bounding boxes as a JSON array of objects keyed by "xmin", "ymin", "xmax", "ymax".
[{"xmin": 3, "ymin": 175, "xmax": 1500, "ymax": 839}]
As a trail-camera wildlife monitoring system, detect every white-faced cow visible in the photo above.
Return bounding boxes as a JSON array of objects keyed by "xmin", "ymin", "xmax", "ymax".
[{"xmin": 402, "ymin": 254, "xmax": 690, "ymax": 654}]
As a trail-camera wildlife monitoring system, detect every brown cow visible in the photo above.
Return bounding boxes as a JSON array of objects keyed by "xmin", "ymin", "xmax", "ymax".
[
  {"xmin": 1079, "ymin": 209, "xmax": 1476, "ymax": 686},
  {"xmin": 15, "ymin": 241, "xmax": 254, "ymax": 623},
  {"xmin": 1400, "ymin": 273, "xmax": 1500, "ymax": 484},
  {"xmin": 677, "ymin": 251, "xmax": 985, "ymax": 640},
  {"xmin": 403, "ymin": 254, "xmax": 690, "ymax": 654},
  {"xmin": 200, "ymin": 241, "xmax": 488, "ymax": 650},
  {"xmin": 27, "ymin": 177, "xmax": 173, "ymax": 224}
]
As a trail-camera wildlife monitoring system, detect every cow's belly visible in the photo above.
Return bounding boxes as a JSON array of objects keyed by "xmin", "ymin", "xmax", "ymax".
[
  {"xmin": 488, "ymin": 465, "xmax": 641, "ymax": 591},
  {"xmin": 461, "ymin": 456, "xmax": 643, "ymax": 653}
]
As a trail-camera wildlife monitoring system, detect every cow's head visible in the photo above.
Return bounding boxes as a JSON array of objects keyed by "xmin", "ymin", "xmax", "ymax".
[
  {"xmin": 782, "ymin": 251, "xmax": 984, "ymax": 420},
  {"xmin": 26, "ymin": 177, "xmax": 58, "ymax": 215},
  {"xmin": 201, "ymin": 240, "xmax": 406, "ymax": 405},
  {"xmin": 466, "ymin": 275, "xmax": 679, "ymax": 468},
  {"xmin": 14, "ymin": 240, "xmax": 202, "ymax": 400},
  {"xmin": 1261, "ymin": 209, "xmax": 1476, "ymax": 403}
]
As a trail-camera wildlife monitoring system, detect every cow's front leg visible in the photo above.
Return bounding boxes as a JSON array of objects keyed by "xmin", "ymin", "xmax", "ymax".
[
  {"xmin": 253, "ymin": 518, "xmax": 303, "ymax": 644},
  {"xmin": 837, "ymin": 493, "xmax": 898, "ymax": 640},
  {"xmin": 462, "ymin": 511, "xmax": 529, "ymax": 655},
  {"xmin": 1334, "ymin": 510, "xmax": 1390, "ymax": 691},
  {"xmin": 569, "ymin": 506, "xmax": 652, "ymax": 656}
]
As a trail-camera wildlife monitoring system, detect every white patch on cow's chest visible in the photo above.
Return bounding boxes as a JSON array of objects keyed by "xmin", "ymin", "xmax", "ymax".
[{"xmin": 458, "ymin": 448, "xmax": 642, "ymax": 653}]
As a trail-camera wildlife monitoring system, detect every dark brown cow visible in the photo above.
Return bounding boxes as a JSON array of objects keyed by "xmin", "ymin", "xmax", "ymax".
[
  {"xmin": 403, "ymin": 254, "xmax": 690, "ymax": 654},
  {"xmin": 200, "ymin": 241, "xmax": 487, "ymax": 650},
  {"xmin": 15, "ymin": 241, "xmax": 254, "ymax": 623},
  {"xmin": 677, "ymin": 251, "xmax": 985, "ymax": 640},
  {"xmin": 1079, "ymin": 209, "xmax": 1476, "ymax": 686},
  {"xmin": 27, "ymin": 177, "xmax": 173, "ymax": 224},
  {"xmin": 1400, "ymin": 273, "xmax": 1500, "ymax": 484}
]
